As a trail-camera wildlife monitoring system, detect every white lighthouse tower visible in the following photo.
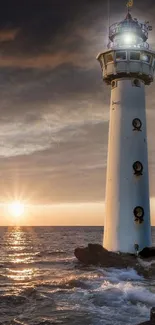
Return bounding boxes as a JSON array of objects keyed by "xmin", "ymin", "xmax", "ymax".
[{"xmin": 97, "ymin": 5, "xmax": 155, "ymax": 253}]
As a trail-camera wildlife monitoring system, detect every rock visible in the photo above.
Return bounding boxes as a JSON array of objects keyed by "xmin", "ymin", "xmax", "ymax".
[
  {"xmin": 88, "ymin": 243, "xmax": 109, "ymax": 254},
  {"xmin": 151, "ymin": 307, "xmax": 155, "ymax": 322},
  {"xmin": 139, "ymin": 247, "xmax": 155, "ymax": 258},
  {"xmin": 75, "ymin": 243, "xmax": 136, "ymax": 268},
  {"xmin": 74, "ymin": 244, "xmax": 155, "ymax": 278},
  {"xmin": 74, "ymin": 244, "xmax": 109, "ymax": 265}
]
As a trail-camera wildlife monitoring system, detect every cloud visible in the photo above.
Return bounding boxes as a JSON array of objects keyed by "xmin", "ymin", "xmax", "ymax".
[
  {"xmin": 0, "ymin": 120, "xmax": 107, "ymax": 203},
  {"xmin": 0, "ymin": 52, "xmax": 93, "ymax": 69},
  {"xmin": 0, "ymin": 28, "xmax": 19, "ymax": 42},
  {"xmin": 0, "ymin": 0, "xmax": 154, "ymax": 207}
]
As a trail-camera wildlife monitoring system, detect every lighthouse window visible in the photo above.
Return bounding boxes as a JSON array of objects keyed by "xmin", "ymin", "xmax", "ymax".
[
  {"xmin": 133, "ymin": 206, "xmax": 144, "ymax": 224},
  {"xmin": 116, "ymin": 51, "xmax": 126, "ymax": 61},
  {"xmin": 132, "ymin": 79, "xmax": 141, "ymax": 87},
  {"xmin": 130, "ymin": 51, "xmax": 140, "ymax": 61},
  {"xmin": 105, "ymin": 53, "xmax": 113, "ymax": 64},
  {"xmin": 133, "ymin": 161, "xmax": 143, "ymax": 175},
  {"xmin": 111, "ymin": 80, "xmax": 117, "ymax": 89},
  {"xmin": 141, "ymin": 53, "xmax": 151, "ymax": 63},
  {"xmin": 132, "ymin": 118, "xmax": 142, "ymax": 131}
]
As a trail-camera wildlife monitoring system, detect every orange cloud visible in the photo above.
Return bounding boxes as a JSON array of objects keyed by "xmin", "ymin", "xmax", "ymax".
[
  {"xmin": 0, "ymin": 28, "xmax": 19, "ymax": 42},
  {"xmin": 0, "ymin": 51, "xmax": 93, "ymax": 69}
]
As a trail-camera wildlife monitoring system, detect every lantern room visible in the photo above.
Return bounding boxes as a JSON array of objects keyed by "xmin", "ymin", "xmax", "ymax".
[
  {"xmin": 108, "ymin": 12, "xmax": 152, "ymax": 49},
  {"xmin": 97, "ymin": 11, "xmax": 155, "ymax": 85}
]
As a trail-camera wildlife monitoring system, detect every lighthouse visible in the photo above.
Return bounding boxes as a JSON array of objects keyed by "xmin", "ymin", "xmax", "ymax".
[{"xmin": 97, "ymin": 5, "xmax": 155, "ymax": 253}]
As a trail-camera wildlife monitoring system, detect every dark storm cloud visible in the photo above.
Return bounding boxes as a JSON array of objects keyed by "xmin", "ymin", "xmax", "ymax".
[
  {"xmin": 0, "ymin": 64, "xmax": 110, "ymax": 123},
  {"xmin": 0, "ymin": 0, "xmax": 154, "ymax": 63},
  {"xmin": 0, "ymin": 0, "xmax": 110, "ymax": 70},
  {"xmin": 0, "ymin": 0, "xmax": 155, "ymax": 203},
  {"xmin": 0, "ymin": 0, "xmax": 95, "ymax": 57}
]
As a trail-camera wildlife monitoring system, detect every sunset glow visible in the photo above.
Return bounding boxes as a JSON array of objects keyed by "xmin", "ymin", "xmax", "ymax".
[{"xmin": 8, "ymin": 201, "xmax": 25, "ymax": 218}]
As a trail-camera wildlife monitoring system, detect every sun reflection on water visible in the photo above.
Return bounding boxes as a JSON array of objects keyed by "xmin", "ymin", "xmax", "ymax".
[
  {"xmin": 1, "ymin": 226, "xmax": 40, "ymax": 285},
  {"xmin": 7, "ymin": 267, "xmax": 36, "ymax": 281},
  {"xmin": 6, "ymin": 227, "xmax": 32, "ymax": 264}
]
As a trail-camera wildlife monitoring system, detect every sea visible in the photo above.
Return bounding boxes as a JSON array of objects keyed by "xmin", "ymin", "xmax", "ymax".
[{"xmin": 0, "ymin": 226, "xmax": 155, "ymax": 325}]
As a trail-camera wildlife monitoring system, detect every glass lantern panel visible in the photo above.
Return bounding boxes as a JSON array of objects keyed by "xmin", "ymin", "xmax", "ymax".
[
  {"xmin": 141, "ymin": 53, "xmax": 151, "ymax": 63},
  {"xmin": 116, "ymin": 51, "xmax": 127, "ymax": 61},
  {"xmin": 130, "ymin": 51, "xmax": 140, "ymax": 60}
]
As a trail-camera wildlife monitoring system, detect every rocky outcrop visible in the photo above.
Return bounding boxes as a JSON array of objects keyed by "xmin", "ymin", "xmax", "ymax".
[
  {"xmin": 74, "ymin": 244, "xmax": 155, "ymax": 278},
  {"xmin": 139, "ymin": 247, "xmax": 155, "ymax": 258},
  {"xmin": 75, "ymin": 244, "xmax": 135, "ymax": 267}
]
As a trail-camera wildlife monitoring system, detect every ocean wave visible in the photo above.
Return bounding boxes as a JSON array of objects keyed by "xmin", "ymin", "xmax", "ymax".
[
  {"xmin": 38, "ymin": 272, "xmax": 102, "ymax": 291},
  {"xmin": 21, "ymin": 286, "xmax": 42, "ymax": 300},
  {"xmin": 36, "ymin": 250, "xmax": 67, "ymax": 258},
  {"xmin": 0, "ymin": 294, "xmax": 27, "ymax": 306},
  {"xmin": 103, "ymin": 267, "xmax": 144, "ymax": 283},
  {"xmin": 2, "ymin": 258, "xmax": 73, "ymax": 269},
  {"xmin": 47, "ymin": 250, "xmax": 66, "ymax": 255},
  {"xmin": 36, "ymin": 280, "xmax": 90, "ymax": 291},
  {"xmin": 57, "ymin": 278, "xmax": 91, "ymax": 290},
  {"xmin": 138, "ymin": 258, "xmax": 155, "ymax": 269},
  {"xmin": 94, "ymin": 280, "xmax": 155, "ymax": 307}
]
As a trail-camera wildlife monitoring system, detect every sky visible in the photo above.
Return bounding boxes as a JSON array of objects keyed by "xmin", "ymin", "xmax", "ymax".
[{"xmin": 0, "ymin": 0, "xmax": 155, "ymax": 225}]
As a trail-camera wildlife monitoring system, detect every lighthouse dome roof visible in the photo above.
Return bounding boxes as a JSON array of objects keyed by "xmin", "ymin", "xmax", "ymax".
[{"xmin": 109, "ymin": 12, "xmax": 149, "ymax": 43}]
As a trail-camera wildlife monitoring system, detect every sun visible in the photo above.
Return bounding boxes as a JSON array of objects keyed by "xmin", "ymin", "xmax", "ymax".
[{"xmin": 8, "ymin": 201, "xmax": 25, "ymax": 217}]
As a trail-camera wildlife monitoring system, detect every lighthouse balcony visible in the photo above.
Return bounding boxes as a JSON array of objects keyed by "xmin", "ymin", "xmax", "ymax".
[{"xmin": 97, "ymin": 49, "xmax": 155, "ymax": 85}]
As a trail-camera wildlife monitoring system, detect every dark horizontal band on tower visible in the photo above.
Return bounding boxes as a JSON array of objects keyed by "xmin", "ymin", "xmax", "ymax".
[{"xmin": 103, "ymin": 72, "xmax": 153, "ymax": 85}]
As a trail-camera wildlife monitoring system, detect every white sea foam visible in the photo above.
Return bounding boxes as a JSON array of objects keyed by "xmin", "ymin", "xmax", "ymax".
[
  {"xmin": 138, "ymin": 257, "xmax": 155, "ymax": 268},
  {"xmin": 97, "ymin": 279, "xmax": 155, "ymax": 306},
  {"xmin": 103, "ymin": 267, "xmax": 143, "ymax": 282}
]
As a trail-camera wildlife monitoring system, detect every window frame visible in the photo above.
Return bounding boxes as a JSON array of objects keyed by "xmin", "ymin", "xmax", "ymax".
[
  {"xmin": 111, "ymin": 80, "xmax": 117, "ymax": 89},
  {"xmin": 132, "ymin": 79, "xmax": 141, "ymax": 88},
  {"xmin": 104, "ymin": 52, "xmax": 114, "ymax": 65},
  {"xmin": 141, "ymin": 52, "xmax": 152, "ymax": 64},
  {"xmin": 133, "ymin": 161, "xmax": 143, "ymax": 176},
  {"xmin": 132, "ymin": 118, "xmax": 142, "ymax": 131},
  {"xmin": 130, "ymin": 51, "xmax": 141, "ymax": 61},
  {"xmin": 115, "ymin": 51, "xmax": 127, "ymax": 62}
]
